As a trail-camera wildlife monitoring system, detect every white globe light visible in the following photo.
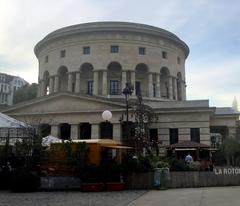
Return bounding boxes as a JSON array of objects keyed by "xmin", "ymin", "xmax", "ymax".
[{"xmin": 102, "ymin": 110, "xmax": 112, "ymax": 121}]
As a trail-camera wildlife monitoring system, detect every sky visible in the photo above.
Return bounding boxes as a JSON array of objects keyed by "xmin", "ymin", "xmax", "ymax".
[{"xmin": 0, "ymin": 0, "xmax": 239, "ymax": 108}]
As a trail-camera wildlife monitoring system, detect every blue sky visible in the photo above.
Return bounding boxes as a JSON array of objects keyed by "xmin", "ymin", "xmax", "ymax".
[{"xmin": 0, "ymin": 0, "xmax": 239, "ymax": 107}]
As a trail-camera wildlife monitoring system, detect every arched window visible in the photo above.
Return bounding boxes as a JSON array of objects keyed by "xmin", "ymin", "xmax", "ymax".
[
  {"xmin": 107, "ymin": 62, "xmax": 122, "ymax": 95},
  {"xmin": 160, "ymin": 67, "xmax": 170, "ymax": 98},
  {"xmin": 58, "ymin": 66, "xmax": 68, "ymax": 92},
  {"xmin": 42, "ymin": 71, "xmax": 50, "ymax": 95},
  {"xmin": 80, "ymin": 63, "xmax": 94, "ymax": 95},
  {"xmin": 135, "ymin": 63, "xmax": 148, "ymax": 96}
]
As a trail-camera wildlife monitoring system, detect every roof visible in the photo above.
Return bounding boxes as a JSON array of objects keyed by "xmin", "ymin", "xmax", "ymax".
[
  {"xmin": 167, "ymin": 141, "xmax": 210, "ymax": 149},
  {"xmin": 0, "ymin": 112, "xmax": 30, "ymax": 128},
  {"xmin": 214, "ymin": 107, "xmax": 239, "ymax": 115},
  {"xmin": 34, "ymin": 21, "xmax": 189, "ymax": 57}
]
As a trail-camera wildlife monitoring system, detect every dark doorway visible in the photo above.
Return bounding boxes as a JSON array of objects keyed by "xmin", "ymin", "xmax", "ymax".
[
  {"xmin": 100, "ymin": 122, "xmax": 113, "ymax": 139},
  {"xmin": 190, "ymin": 128, "xmax": 200, "ymax": 143},
  {"xmin": 121, "ymin": 121, "xmax": 135, "ymax": 144},
  {"xmin": 149, "ymin": 129, "xmax": 158, "ymax": 142},
  {"xmin": 80, "ymin": 123, "xmax": 91, "ymax": 139},
  {"xmin": 60, "ymin": 123, "xmax": 71, "ymax": 140}
]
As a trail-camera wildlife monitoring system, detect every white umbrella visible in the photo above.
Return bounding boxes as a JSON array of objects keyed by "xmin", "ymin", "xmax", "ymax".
[{"xmin": 42, "ymin": 135, "xmax": 61, "ymax": 146}]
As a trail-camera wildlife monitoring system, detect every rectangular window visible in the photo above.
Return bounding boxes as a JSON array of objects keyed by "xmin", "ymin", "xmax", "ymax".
[
  {"xmin": 162, "ymin": 51, "xmax": 168, "ymax": 59},
  {"xmin": 83, "ymin": 46, "xmax": 90, "ymax": 55},
  {"xmin": 87, "ymin": 81, "xmax": 93, "ymax": 95},
  {"xmin": 139, "ymin": 47, "xmax": 145, "ymax": 55},
  {"xmin": 4, "ymin": 94, "xmax": 7, "ymax": 102},
  {"xmin": 149, "ymin": 129, "xmax": 158, "ymax": 142},
  {"xmin": 60, "ymin": 50, "xmax": 66, "ymax": 58},
  {"xmin": 191, "ymin": 128, "xmax": 200, "ymax": 143},
  {"xmin": 45, "ymin": 55, "xmax": 48, "ymax": 63},
  {"xmin": 111, "ymin": 45, "xmax": 119, "ymax": 53},
  {"xmin": 177, "ymin": 57, "xmax": 181, "ymax": 64},
  {"xmin": 110, "ymin": 80, "xmax": 119, "ymax": 95},
  {"xmin": 170, "ymin": 128, "xmax": 179, "ymax": 145}
]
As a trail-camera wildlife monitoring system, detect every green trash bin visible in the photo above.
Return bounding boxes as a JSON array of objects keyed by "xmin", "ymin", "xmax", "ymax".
[{"xmin": 154, "ymin": 167, "xmax": 170, "ymax": 189}]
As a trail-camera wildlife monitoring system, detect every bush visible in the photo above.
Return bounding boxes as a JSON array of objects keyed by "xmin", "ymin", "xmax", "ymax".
[
  {"xmin": 169, "ymin": 158, "xmax": 189, "ymax": 171},
  {"xmin": 154, "ymin": 161, "xmax": 169, "ymax": 169},
  {"xmin": 188, "ymin": 161, "xmax": 201, "ymax": 171}
]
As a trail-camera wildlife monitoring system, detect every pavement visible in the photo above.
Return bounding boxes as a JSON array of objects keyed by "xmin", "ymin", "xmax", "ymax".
[
  {"xmin": 0, "ymin": 187, "xmax": 240, "ymax": 206},
  {"xmin": 127, "ymin": 186, "xmax": 240, "ymax": 206}
]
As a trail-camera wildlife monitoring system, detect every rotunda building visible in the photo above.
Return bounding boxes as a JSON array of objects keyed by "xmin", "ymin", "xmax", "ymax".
[{"xmin": 35, "ymin": 22, "xmax": 189, "ymax": 101}]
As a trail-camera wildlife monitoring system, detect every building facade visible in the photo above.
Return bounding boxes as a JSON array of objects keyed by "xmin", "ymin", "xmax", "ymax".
[
  {"xmin": 0, "ymin": 73, "xmax": 28, "ymax": 106},
  {"xmin": 2, "ymin": 22, "xmax": 239, "ymax": 155}
]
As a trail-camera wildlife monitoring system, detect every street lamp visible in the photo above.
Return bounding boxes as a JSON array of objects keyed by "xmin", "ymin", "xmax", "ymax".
[
  {"xmin": 122, "ymin": 83, "xmax": 134, "ymax": 142},
  {"xmin": 102, "ymin": 110, "xmax": 112, "ymax": 122}
]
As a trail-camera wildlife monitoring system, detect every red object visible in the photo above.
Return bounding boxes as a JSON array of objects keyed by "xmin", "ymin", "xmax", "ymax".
[
  {"xmin": 80, "ymin": 183, "xmax": 104, "ymax": 192},
  {"xmin": 106, "ymin": 182, "xmax": 125, "ymax": 191}
]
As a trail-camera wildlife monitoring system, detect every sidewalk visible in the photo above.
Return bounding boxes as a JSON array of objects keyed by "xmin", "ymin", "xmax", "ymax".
[{"xmin": 127, "ymin": 186, "xmax": 240, "ymax": 206}]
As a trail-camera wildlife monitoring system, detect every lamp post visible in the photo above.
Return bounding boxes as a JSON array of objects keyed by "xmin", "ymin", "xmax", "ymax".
[
  {"xmin": 122, "ymin": 83, "xmax": 134, "ymax": 142},
  {"xmin": 102, "ymin": 110, "xmax": 112, "ymax": 138}
]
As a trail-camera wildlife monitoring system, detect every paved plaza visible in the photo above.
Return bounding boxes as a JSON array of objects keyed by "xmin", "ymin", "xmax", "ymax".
[{"xmin": 0, "ymin": 187, "xmax": 240, "ymax": 206}]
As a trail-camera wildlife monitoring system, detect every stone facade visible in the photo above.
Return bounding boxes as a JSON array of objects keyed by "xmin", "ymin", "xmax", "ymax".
[{"xmin": 2, "ymin": 22, "xmax": 239, "ymax": 155}]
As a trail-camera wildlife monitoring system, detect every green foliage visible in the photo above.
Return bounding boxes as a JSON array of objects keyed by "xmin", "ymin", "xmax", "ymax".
[
  {"xmin": 188, "ymin": 161, "xmax": 201, "ymax": 171},
  {"xmin": 168, "ymin": 158, "xmax": 190, "ymax": 171},
  {"xmin": 13, "ymin": 83, "xmax": 38, "ymax": 104},
  {"xmin": 219, "ymin": 137, "xmax": 240, "ymax": 166},
  {"xmin": 153, "ymin": 160, "xmax": 170, "ymax": 169}
]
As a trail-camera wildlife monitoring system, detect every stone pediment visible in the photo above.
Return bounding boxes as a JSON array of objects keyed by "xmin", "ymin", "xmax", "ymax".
[{"xmin": 2, "ymin": 93, "xmax": 126, "ymax": 115}]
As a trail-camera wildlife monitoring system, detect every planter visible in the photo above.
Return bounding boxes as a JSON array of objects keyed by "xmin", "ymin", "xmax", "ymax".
[
  {"xmin": 80, "ymin": 183, "xmax": 104, "ymax": 192},
  {"xmin": 106, "ymin": 182, "xmax": 125, "ymax": 191}
]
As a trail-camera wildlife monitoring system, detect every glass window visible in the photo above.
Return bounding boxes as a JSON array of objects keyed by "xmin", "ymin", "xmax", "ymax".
[
  {"xmin": 139, "ymin": 47, "xmax": 145, "ymax": 55},
  {"xmin": 170, "ymin": 128, "xmax": 178, "ymax": 144},
  {"xmin": 191, "ymin": 128, "xmax": 200, "ymax": 143},
  {"xmin": 135, "ymin": 81, "xmax": 141, "ymax": 96},
  {"xmin": 110, "ymin": 80, "xmax": 119, "ymax": 95},
  {"xmin": 87, "ymin": 81, "xmax": 93, "ymax": 95},
  {"xmin": 60, "ymin": 50, "xmax": 66, "ymax": 58},
  {"xmin": 162, "ymin": 51, "xmax": 168, "ymax": 59},
  {"xmin": 111, "ymin": 45, "xmax": 119, "ymax": 53},
  {"xmin": 45, "ymin": 55, "xmax": 48, "ymax": 63},
  {"xmin": 83, "ymin": 46, "xmax": 90, "ymax": 55}
]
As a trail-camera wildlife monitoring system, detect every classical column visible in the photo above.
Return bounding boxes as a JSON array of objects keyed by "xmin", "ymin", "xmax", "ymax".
[
  {"xmin": 54, "ymin": 75, "xmax": 59, "ymax": 93},
  {"xmin": 91, "ymin": 123, "xmax": 99, "ymax": 139},
  {"xmin": 173, "ymin": 77, "xmax": 178, "ymax": 100},
  {"xmin": 156, "ymin": 73, "xmax": 161, "ymax": 98},
  {"xmin": 113, "ymin": 123, "xmax": 121, "ymax": 141},
  {"xmin": 75, "ymin": 72, "xmax": 80, "ymax": 93},
  {"xmin": 148, "ymin": 73, "xmax": 153, "ymax": 98},
  {"xmin": 102, "ymin": 70, "xmax": 107, "ymax": 95},
  {"xmin": 49, "ymin": 77, "xmax": 54, "ymax": 94},
  {"xmin": 67, "ymin": 72, "xmax": 73, "ymax": 92},
  {"xmin": 130, "ymin": 71, "xmax": 136, "ymax": 95},
  {"xmin": 51, "ymin": 125, "xmax": 59, "ymax": 138},
  {"xmin": 121, "ymin": 71, "xmax": 127, "ymax": 92},
  {"xmin": 37, "ymin": 81, "xmax": 42, "ymax": 97},
  {"xmin": 182, "ymin": 81, "xmax": 186, "ymax": 100},
  {"xmin": 41, "ymin": 80, "xmax": 46, "ymax": 96},
  {"xmin": 168, "ymin": 76, "xmax": 173, "ymax": 100},
  {"xmin": 70, "ymin": 124, "xmax": 79, "ymax": 140},
  {"xmin": 93, "ymin": 70, "xmax": 99, "ymax": 95}
]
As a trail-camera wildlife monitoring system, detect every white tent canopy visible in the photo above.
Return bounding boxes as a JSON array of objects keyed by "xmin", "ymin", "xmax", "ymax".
[
  {"xmin": 42, "ymin": 135, "xmax": 62, "ymax": 147},
  {"xmin": 0, "ymin": 112, "xmax": 30, "ymax": 128}
]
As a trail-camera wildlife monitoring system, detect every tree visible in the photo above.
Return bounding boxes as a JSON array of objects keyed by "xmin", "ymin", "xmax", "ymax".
[
  {"xmin": 13, "ymin": 83, "xmax": 38, "ymax": 104},
  {"xmin": 220, "ymin": 137, "xmax": 240, "ymax": 166},
  {"xmin": 132, "ymin": 94, "xmax": 158, "ymax": 156}
]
